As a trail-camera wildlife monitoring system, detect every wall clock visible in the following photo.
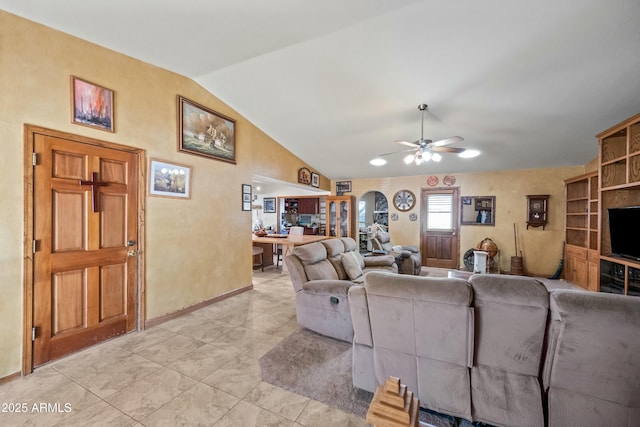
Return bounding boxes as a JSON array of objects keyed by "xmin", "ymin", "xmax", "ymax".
[
  {"xmin": 393, "ymin": 190, "xmax": 416, "ymax": 212},
  {"xmin": 526, "ymin": 194, "xmax": 549, "ymax": 229}
]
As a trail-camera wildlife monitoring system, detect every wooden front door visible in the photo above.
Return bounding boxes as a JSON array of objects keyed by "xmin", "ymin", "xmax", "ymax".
[
  {"xmin": 31, "ymin": 130, "xmax": 139, "ymax": 367},
  {"xmin": 420, "ymin": 188, "xmax": 459, "ymax": 269}
]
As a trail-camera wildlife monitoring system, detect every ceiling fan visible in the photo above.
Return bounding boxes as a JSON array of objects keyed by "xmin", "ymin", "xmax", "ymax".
[{"xmin": 371, "ymin": 104, "xmax": 470, "ymax": 166}]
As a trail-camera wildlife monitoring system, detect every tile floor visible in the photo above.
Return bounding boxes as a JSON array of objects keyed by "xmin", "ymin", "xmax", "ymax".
[{"xmin": 0, "ymin": 268, "xmax": 368, "ymax": 426}]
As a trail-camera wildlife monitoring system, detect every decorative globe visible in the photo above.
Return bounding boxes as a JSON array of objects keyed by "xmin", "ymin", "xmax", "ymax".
[{"xmin": 476, "ymin": 238, "xmax": 498, "ymax": 259}]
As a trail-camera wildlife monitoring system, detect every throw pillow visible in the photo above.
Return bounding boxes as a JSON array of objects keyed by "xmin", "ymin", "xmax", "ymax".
[{"xmin": 341, "ymin": 251, "xmax": 363, "ymax": 281}]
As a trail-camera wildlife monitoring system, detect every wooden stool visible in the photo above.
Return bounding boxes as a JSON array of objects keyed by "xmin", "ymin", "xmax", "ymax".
[
  {"xmin": 252, "ymin": 246, "xmax": 264, "ymax": 271},
  {"xmin": 367, "ymin": 376, "xmax": 422, "ymax": 427}
]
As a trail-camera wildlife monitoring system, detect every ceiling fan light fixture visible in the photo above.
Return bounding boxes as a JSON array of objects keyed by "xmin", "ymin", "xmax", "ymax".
[
  {"xmin": 369, "ymin": 157, "xmax": 387, "ymax": 166},
  {"xmin": 431, "ymin": 152, "xmax": 442, "ymax": 162},
  {"xmin": 422, "ymin": 151, "xmax": 432, "ymax": 162},
  {"xmin": 459, "ymin": 149, "xmax": 480, "ymax": 159},
  {"xmin": 404, "ymin": 154, "xmax": 415, "ymax": 164},
  {"xmin": 415, "ymin": 154, "xmax": 423, "ymax": 165}
]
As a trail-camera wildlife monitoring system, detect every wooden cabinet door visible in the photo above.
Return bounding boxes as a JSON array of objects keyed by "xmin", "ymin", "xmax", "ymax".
[
  {"xmin": 32, "ymin": 133, "xmax": 138, "ymax": 366},
  {"xmin": 588, "ymin": 261, "xmax": 600, "ymax": 292}
]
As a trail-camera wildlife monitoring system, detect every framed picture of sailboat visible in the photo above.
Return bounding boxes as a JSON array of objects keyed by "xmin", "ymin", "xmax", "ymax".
[
  {"xmin": 177, "ymin": 95, "xmax": 236, "ymax": 164},
  {"xmin": 71, "ymin": 76, "xmax": 114, "ymax": 132}
]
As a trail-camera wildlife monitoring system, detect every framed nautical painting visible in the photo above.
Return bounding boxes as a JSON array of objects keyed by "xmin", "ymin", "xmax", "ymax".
[{"xmin": 177, "ymin": 95, "xmax": 236, "ymax": 164}]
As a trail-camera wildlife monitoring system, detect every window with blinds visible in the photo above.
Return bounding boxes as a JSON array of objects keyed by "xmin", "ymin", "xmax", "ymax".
[{"xmin": 427, "ymin": 193, "xmax": 453, "ymax": 230}]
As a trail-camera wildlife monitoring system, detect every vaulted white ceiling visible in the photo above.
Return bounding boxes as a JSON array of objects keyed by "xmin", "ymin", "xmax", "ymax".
[{"xmin": 2, "ymin": 0, "xmax": 639, "ymax": 179}]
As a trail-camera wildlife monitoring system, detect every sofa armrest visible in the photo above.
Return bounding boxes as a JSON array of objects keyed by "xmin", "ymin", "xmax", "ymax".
[
  {"xmin": 301, "ymin": 279, "xmax": 353, "ymax": 296},
  {"xmin": 348, "ymin": 285, "xmax": 373, "ymax": 347},
  {"xmin": 401, "ymin": 245, "xmax": 419, "ymax": 253},
  {"xmin": 363, "ymin": 254, "xmax": 396, "ymax": 268}
]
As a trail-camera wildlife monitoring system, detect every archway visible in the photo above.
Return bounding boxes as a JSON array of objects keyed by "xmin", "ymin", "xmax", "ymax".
[{"xmin": 358, "ymin": 191, "xmax": 389, "ymax": 252}]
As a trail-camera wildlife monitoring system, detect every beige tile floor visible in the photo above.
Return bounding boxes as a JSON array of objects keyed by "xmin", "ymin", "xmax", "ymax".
[{"xmin": 0, "ymin": 268, "xmax": 367, "ymax": 427}]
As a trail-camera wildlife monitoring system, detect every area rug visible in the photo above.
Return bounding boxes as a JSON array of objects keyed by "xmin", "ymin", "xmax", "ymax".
[{"xmin": 259, "ymin": 328, "xmax": 472, "ymax": 426}]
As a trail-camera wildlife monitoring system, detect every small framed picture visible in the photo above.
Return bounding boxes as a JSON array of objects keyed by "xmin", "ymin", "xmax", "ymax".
[
  {"xmin": 336, "ymin": 180, "xmax": 352, "ymax": 193},
  {"xmin": 298, "ymin": 167, "xmax": 311, "ymax": 185},
  {"xmin": 71, "ymin": 76, "xmax": 114, "ymax": 132},
  {"xmin": 242, "ymin": 184, "xmax": 252, "ymax": 211},
  {"xmin": 149, "ymin": 159, "xmax": 192, "ymax": 199},
  {"xmin": 311, "ymin": 172, "xmax": 320, "ymax": 188},
  {"xmin": 263, "ymin": 197, "xmax": 276, "ymax": 213}
]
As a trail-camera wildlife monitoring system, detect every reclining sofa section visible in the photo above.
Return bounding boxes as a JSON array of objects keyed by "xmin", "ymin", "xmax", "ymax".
[
  {"xmin": 349, "ymin": 271, "xmax": 640, "ymax": 427},
  {"xmin": 285, "ymin": 237, "xmax": 396, "ymax": 342}
]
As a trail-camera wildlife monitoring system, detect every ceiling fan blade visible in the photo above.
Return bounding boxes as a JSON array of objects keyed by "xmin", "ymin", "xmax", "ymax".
[
  {"xmin": 394, "ymin": 139, "xmax": 419, "ymax": 147},
  {"xmin": 430, "ymin": 136, "xmax": 464, "ymax": 147},
  {"xmin": 378, "ymin": 147, "xmax": 417, "ymax": 157},
  {"xmin": 432, "ymin": 146, "xmax": 466, "ymax": 154}
]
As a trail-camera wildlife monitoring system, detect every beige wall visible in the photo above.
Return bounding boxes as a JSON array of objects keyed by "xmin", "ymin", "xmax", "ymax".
[
  {"xmin": 344, "ymin": 164, "xmax": 587, "ymax": 275},
  {"xmin": 0, "ymin": 12, "xmax": 328, "ymax": 378}
]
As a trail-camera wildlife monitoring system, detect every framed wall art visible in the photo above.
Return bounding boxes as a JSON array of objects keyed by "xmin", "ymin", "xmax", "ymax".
[
  {"xmin": 71, "ymin": 76, "xmax": 114, "ymax": 132},
  {"xmin": 177, "ymin": 95, "xmax": 236, "ymax": 164},
  {"xmin": 263, "ymin": 197, "xmax": 276, "ymax": 213},
  {"xmin": 311, "ymin": 172, "xmax": 320, "ymax": 188},
  {"xmin": 336, "ymin": 180, "xmax": 352, "ymax": 193},
  {"xmin": 242, "ymin": 184, "xmax": 252, "ymax": 211},
  {"xmin": 149, "ymin": 159, "xmax": 192, "ymax": 199},
  {"xmin": 298, "ymin": 167, "xmax": 311, "ymax": 185}
]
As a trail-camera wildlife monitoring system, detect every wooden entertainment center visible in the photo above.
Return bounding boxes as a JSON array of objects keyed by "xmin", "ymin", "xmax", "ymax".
[{"xmin": 565, "ymin": 113, "xmax": 640, "ymax": 295}]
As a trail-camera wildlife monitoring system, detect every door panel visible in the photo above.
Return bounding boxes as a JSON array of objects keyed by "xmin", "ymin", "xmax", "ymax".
[
  {"xmin": 33, "ymin": 133, "xmax": 138, "ymax": 367},
  {"xmin": 420, "ymin": 188, "xmax": 460, "ymax": 270}
]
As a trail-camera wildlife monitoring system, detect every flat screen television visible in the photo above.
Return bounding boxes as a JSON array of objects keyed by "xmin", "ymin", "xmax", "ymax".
[{"xmin": 608, "ymin": 206, "xmax": 640, "ymax": 261}]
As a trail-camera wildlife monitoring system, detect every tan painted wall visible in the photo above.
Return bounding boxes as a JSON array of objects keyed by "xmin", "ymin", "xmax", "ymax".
[
  {"xmin": 0, "ymin": 11, "xmax": 327, "ymax": 378},
  {"xmin": 344, "ymin": 165, "xmax": 587, "ymax": 275}
]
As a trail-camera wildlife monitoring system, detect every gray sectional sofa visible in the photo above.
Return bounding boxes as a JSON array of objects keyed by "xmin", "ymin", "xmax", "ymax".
[
  {"xmin": 349, "ymin": 271, "xmax": 640, "ymax": 427},
  {"xmin": 284, "ymin": 237, "xmax": 396, "ymax": 342}
]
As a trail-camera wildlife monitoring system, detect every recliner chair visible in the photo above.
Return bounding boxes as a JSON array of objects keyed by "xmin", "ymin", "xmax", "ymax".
[{"xmin": 370, "ymin": 230, "xmax": 422, "ymax": 275}]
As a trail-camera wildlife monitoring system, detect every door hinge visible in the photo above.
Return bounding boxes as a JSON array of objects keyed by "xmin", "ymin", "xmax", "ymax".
[
  {"xmin": 32, "ymin": 240, "xmax": 38, "ymax": 253},
  {"xmin": 32, "ymin": 326, "xmax": 37, "ymax": 341},
  {"xmin": 32, "ymin": 153, "xmax": 38, "ymax": 166}
]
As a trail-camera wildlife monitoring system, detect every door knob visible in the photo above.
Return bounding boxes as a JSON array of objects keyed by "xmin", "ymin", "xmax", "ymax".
[{"xmin": 127, "ymin": 250, "xmax": 138, "ymax": 257}]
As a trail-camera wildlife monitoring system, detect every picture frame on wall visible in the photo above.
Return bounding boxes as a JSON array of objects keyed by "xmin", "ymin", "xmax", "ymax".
[
  {"xmin": 149, "ymin": 158, "xmax": 192, "ymax": 199},
  {"xmin": 242, "ymin": 184, "xmax": 252, "ymax": 211},
  {"xmin": 336, "ymin": 180, "xmax": 352, "ymax": 193},
  {"xmin": 177, "ymin": 95, "xmax": 236, "ymax": 164},
  {"xmin": 311, "ymin": 172, "xmax": 320, "ymax": 188},
  {"xmin": 263, "ymin": 197, "xmax": 276, "ymax": 213},
  {"xmin": 298, "ymin": 167, "xmax": 311, "ymax": 185},
  {"xmin": 71, "ymin": 76, "xmax": 114, "ymax": 132}
]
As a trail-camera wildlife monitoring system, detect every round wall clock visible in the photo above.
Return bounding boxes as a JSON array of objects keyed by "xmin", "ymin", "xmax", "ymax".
[{"xmin": 393, "ymin": 190, "xmax": 416, "ymax": 212}]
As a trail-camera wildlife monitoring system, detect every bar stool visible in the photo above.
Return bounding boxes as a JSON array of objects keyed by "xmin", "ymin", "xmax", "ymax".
[{"xmin": 252, "ymin": 246, "xmax": 264, "ymax": 272}]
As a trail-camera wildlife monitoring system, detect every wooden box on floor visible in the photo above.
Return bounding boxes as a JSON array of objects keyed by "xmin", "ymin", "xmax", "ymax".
[{"xmin": 367, "ymin": 376, "xmax": 425, "ymax": 427}]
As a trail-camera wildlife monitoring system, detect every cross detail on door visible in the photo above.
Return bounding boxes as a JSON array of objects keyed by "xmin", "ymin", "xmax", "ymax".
[{"xmin": 80, "ymin": 172, "xmax": 109, "ymax": 213}]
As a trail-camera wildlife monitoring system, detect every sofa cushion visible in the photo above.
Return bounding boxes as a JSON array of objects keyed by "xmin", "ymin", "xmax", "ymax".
[
  {"xmin": 363, "ymin": 271, "xmax": 474, "ymax": 420},
  {"xmin": 292, "ymin": 242, "xmax": 339, "ymax": 281},
  {"xmin": 323, "ymin": 239, "xmax": 348, "ymax": 280},
  {"xmin": 341, "ymin": 251, "xmax": 363, "ymax": 281},
  {"xmin": 468, "ymin": 274, "xmax": 548, "ymax": 427},
  {"xmin": 545, "ymin": 290, "xmax": 640, "ymax": 427}
]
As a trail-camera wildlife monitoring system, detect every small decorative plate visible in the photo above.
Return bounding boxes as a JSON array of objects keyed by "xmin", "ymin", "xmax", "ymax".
[
  {"xmin": 443, "ymin": 175, "xmax": 456, "ymax": 186},
  {"xmin": 427, "ymin": 175, "xmax": 439, "ymax": 186}
]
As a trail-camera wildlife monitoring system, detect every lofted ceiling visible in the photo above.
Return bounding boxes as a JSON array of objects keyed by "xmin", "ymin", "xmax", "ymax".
[{"xmin": 2, "ymin": 0, "xmax": 640, "ymax": 180}]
